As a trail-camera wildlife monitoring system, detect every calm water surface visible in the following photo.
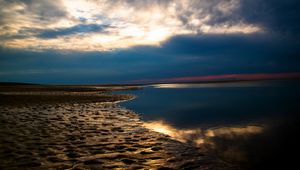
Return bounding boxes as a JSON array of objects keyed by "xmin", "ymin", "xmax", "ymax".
[
  {"xmin": 117, "ymin": 80, "xmax": 300, "ymax": 168},
  {"xmin": 119, "ymin": 80, "xmax": 300, "ymax": 129}
]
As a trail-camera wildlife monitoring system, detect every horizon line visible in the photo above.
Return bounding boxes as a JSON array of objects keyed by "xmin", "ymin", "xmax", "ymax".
[{"xmin": 130, "ymin": 72, "xmax": 300, "ymax": 84}]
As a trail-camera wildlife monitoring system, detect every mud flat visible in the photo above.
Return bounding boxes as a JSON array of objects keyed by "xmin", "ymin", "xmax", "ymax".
[{"xmin": 0, "ymin": 85, "xmax": 238, "ymax": 169}]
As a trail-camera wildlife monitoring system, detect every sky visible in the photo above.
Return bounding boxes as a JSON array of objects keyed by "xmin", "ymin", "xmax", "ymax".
[{"xmin": 0, "ymin": 0, "xmax": 300, "ymax": 84}]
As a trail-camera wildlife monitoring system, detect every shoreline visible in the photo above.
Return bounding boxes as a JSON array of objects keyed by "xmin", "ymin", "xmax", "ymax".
[{"xmin": 0, "ymin": 85, "xmax": 238, "ymax": 169}]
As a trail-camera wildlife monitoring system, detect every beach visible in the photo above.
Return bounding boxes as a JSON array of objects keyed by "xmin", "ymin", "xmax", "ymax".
[{"xmin": 0, "ymin": 85, "xmax": 237, "ymax": 170}]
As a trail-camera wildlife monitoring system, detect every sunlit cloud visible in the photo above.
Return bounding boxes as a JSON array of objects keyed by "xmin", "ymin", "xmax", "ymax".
[{"xmin": 0, "ymin": 0, "xmax": 262, "ymax": 51}]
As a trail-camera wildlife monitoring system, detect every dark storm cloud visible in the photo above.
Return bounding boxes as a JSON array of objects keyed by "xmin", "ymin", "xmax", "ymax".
[
  {"xmin": 131, "ymin": 33, "xmax": 300, "ymax": 77},
  {"xmin": 161, "ymin": 34, "xmax": 299, "ymax": 60},
  {"xmin": 1, "ymin": 31, "xmax": 300, "ymax": 84},
  {"xmin": 237, "ymin": 0, "xmax": 300, "ymax": 36}
]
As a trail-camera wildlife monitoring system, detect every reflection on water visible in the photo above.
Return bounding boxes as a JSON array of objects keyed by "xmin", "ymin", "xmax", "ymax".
[
  {"xmin": 143, "ymin": 120, "xmax": 263, "ymax": 146},
  {"xmin": 120, "ymin": 80, "xmax": 300, "ymax": 128},
  {"xmin": 143, "ymin": 120, "xmax": 265, "ymax": 166},
  {"xmin": 205, "ymin": 126, "xmax": 263, "ymax": 137},
  {"xmin": 143, "ymin": 120, "xmax": 203, "ymax": 143},
  {"xmin": 151, "ymin": 81, "xmax": 269, "ymax": 88},
  {"xmin": 119, "ymin": 80, "xmax": 300, "ymax": 169}
]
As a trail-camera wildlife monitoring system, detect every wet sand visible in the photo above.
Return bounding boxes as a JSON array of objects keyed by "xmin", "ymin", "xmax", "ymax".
[{"xmin": 0, "ymin": 85, "xmax": 238, "ymax": 170}]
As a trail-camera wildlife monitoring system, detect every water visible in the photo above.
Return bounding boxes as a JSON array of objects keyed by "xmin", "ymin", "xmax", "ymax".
[
  {"xmin": 117, "ymin": 80, "xmax": 300, "ymax": 168},
  {"xmin": 119, "ymin": 80, "xmax": 300, "ymax": 129}
]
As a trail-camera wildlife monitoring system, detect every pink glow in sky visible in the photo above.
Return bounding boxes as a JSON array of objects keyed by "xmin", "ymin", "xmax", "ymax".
[{"xmin": 133, "ymin": 72, "xmax": 300, "ymax": 84}]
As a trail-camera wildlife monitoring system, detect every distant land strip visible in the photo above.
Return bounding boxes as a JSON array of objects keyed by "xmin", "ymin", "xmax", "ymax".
[{"xmin": 131, "ymin": 72, "xmax": 300, "ymax": 84}]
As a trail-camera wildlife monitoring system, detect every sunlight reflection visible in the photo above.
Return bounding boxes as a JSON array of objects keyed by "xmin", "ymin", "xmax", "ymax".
[
  {"xmin": 205, "ymin": 126, "xmax": 263, "ymax": 138},
  {"xmin": 143, "ymin": 120, "xmax": 263, "ymax": 146},
  {"xmin": 152, "ymin": 82, "xmax": 266, "ymax": 88},
  {"xmin": 143, "ymin": 120, "xmax": 203, "ymax": 143}
]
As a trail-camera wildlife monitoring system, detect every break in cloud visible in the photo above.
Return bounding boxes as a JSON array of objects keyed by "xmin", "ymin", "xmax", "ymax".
[{"xmin": 0, "ymin": 0, "xmax": 261, "ymax": 51}]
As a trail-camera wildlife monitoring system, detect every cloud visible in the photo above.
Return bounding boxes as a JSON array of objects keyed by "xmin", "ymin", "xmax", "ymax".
[
  {"xmin": 237, "ymin": 0, "xmax": 300, "ymax": 36},
  {"xmin": 1, "ymin": 31, "xmax": 300, "ymax": 84},
  {"xmin": 1, "ymin": 1, "xmax": 299, "ymax": 84},
  {"xmin": 0, "ymin": 0, "xmax": 68, "ymax": 33},
  {"xmin": 37, "ymin": 24, "xmax": 110, "ymax": 39},
  {"xmin": 0, "ymin": 0, "xmax": 263, "ymax": 51}
]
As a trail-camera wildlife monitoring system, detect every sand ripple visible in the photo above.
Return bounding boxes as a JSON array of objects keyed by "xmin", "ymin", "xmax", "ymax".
[{"xmin": 0, "ymin": 100, "xmax": 237, "ymax": 169}]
